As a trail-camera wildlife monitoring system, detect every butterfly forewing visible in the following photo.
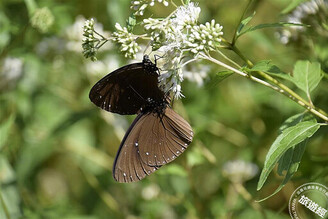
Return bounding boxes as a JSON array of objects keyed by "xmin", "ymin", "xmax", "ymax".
[{"xmin": 89, "ymin": 60, "xmax": 164, "ymax": 115}]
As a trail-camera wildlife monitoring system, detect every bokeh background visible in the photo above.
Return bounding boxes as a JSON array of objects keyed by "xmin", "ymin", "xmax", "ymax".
[{"xmin": 1, "ymin": 0, "xmax": 327, "ymax": 218}]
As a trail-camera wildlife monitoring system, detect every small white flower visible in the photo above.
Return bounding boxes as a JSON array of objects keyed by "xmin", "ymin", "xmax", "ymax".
[
  {"xmin": 186, "ymin": 20, "xmax": 223, "ymax": 54},
  {"xmin": 222, "ymin": 160, "xmax": 258, "ymax": 183},
  {"xmin": 277, "ymin": 0, "xmax": 328, "ymax": 44},
  {"xmin": 112, "ymin": 23, "xmax": 140, "ymax": 59},
  {"xmin": 0, "ymin": 57, "xmax": 24, "ymax": 90},
  {"xmin": 131, "ymin": 0, "xmax": 169, "ymax": 16},
  {"xmin": 172, "ymin": 2, "xmax": 201, "ymax": 28},
  {"xmin": 183, "ymin": 64, "xmax": 210, "ymax": 87},
  {"xmin": 81, "ymin": 18, "xmax": 111, "ymax": 61},
  {"xmin": 141, "ymin": 184, "xmax": 160, "ymax": 200}
]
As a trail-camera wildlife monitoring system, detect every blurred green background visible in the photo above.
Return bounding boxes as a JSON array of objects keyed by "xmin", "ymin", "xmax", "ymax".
[{"xmin": 1, "ymin": 0, "xmax": 327, "ymax": 218}]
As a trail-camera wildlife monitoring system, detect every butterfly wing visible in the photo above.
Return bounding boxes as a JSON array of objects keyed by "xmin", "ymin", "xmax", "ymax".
[
  {"xmin": 89, "ymin": 62, "xmax": 164, "ymax": 115},
  {"xmin": 113, "ymin": 107, "xmax": 193, "ymax": 183},
  {"xmin": 112, "ymin": 113, "xmax": 160, "ymax": 183},
  {"xmin": 138, "ymin": 107, "xmax": 193, "ymax": 166}
]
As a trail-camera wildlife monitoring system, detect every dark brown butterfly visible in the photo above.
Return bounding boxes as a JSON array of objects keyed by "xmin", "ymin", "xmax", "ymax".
[{"xmin": 89, "ymin": 55, "xmax": 193, "ymax": 183}]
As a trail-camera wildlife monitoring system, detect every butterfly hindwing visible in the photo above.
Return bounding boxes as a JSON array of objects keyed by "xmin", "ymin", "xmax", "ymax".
[
  {"xmin": 112, "ymin": 114, "xmax": 160, "ymax": 183},
  {"xmin": 112, "ymin": 107, "xmax": 193, "ymax": 182},
  {"xmin": 138, "ymin": 107, "xmax": 193, "ymax": 166}
]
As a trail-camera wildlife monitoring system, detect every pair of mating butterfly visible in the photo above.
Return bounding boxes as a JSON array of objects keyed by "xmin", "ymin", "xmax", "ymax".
[{"xmin": 89, "ymin": 55, "xmax": 193, "ymax": 183}]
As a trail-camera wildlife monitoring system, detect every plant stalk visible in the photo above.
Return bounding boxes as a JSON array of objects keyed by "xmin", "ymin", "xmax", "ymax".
[{"xmin": 201, "ymin": 52, "xmax": 328, "ymax": 122}]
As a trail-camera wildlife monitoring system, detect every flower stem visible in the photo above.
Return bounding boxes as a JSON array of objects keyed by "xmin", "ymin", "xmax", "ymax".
[
  {"xmin": 201, "ymin": 52, "xmax": 328, "ymax": 122},
  {"xmin": 232, "ymin": 182, "xmax": 267, "ymax": 219},
  {"xmin": 232, "ymin": 45, "xmax": 328, "ymax": 122},
  {"xmin": 0, "ymin": 189, "xmax": 10, "ymax": 219}
]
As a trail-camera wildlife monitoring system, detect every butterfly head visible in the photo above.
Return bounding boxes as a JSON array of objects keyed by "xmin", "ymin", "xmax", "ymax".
[{"xmin": 143, "ymin": 55, "xmax": 159, "ymax": 75}]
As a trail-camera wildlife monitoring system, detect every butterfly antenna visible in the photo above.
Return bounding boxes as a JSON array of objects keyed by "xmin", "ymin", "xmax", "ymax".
[
  {"xmin": 143, "ymin": 41, "xmax": 152, "ymax": 57},
  {"xmin": 171, "ymin": 97, "xmax": 175, "ymax": 107},
  {"xmin": 154, "ymin": 54, "xmax": 164, "ymax": 64}
]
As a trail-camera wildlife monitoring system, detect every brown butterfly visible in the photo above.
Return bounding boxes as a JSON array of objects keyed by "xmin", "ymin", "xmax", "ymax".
[{"xmin": 89, "ymin": 55, "xmax": 193, "ymax": 183}]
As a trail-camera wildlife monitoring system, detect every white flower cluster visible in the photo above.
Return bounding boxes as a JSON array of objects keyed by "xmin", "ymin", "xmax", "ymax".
[
  {"xmin": 142, "ymin": 2, "xmax": 223, "ymax": 98},
  {"xmin": 131, "ymin": 0, "xmax": 169, "ymax": 16},
  {"xmin": 112, "ymin": 23, "xmax": 141, "ymax": 59},
  {"xmin": 186, "ymin": 20, "xmax": 223, "ymax": 54},
  {"xmin": 159, "ymin": 51, "xmax": 185, "ymax": 98},
  {"xmin": 171, "ymin": 2, "xmax": 201, "ymax": 28},
  {"xmin": 278, "ymin": 0, "xmax": 328, "ymax": 44},
  {"xmin": 81, "ymin": 1, "xmax": 224, "ymax": 98},
  {"xmin": 82, "ymin": 18, "xmax": 98, "ymax": 61},
  {"xmin": 30, "ymin": 7, "xmax": 54, "ymax": 33},
  {"xmin": 287, "ymin": 0, "xmax": 327, "ymax": 23}
]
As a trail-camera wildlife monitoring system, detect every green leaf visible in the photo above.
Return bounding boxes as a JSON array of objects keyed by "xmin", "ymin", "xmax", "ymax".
[
  {"xmin": 0, "ymin": 156, "xmax": 21, "ymax": 218},
  {"xmin": 258, "ymin": 140, "xmax": 307, "ymax": 202},
  {"xmin": 206, "ymin": 71, "xmax": 234, "ymax": 90},
  {"xmin": 279, "ymin": 113, "xmax": 315, "ymax": 133},
  {"xmin": 250, "ymin": 60, "xmax": 292, "ymax": 81},
  {"xmin": 126, "ymin": 14, "xmax": 136, "ymax": 32},
  {"xmin": 237, "ymin": 22, "xmax": 306, "ymax": 40},
  {"xmin": 281, "ymin": 0, "xmax": 307, "ymax": 14},
  {"xmin": 256, "ymin": 113, "xmax": 314, "ymax": 201},
  {"xmin": 277, "ymin": 139, "xmax": 307, "ymax": 176},
  {"xmin": 292, "ymin": 60, "xmax": 323, "ymax": 97},
  {"xmin": 236, "ymin": 11, "xmax": 256, "ymax": 36},
  {"xmin": 0, "ymin": 155, "xmax": 16, "ymax": 183},
  {"xmin": 0, "ymin": 115, "xmax": 15, "ymax": 150},
  {"xmin": 257, "ymin": 120, "xmax": 320, "ymax": 191}
]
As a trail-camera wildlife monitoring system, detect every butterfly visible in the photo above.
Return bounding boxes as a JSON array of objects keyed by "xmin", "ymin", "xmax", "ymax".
[{"xmin": 89, "ymin": 55, "xmax": 193, "ymax": 182}]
